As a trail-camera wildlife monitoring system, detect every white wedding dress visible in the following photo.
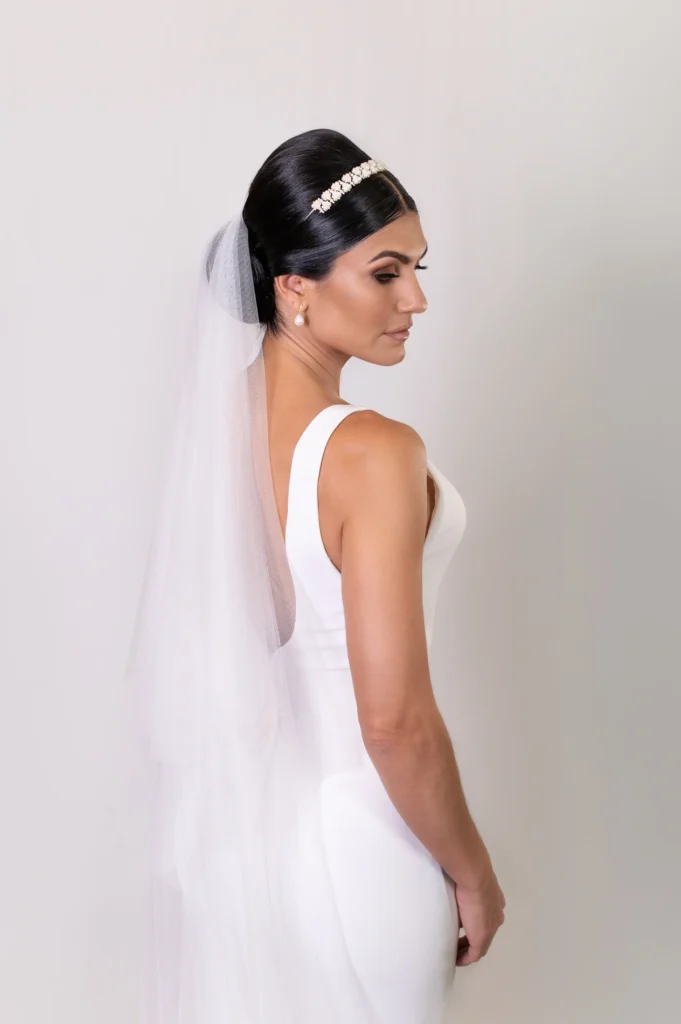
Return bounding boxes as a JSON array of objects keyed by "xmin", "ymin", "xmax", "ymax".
[{"xmin": 275, "ymin": 403, "xmax": 468, "ymax": 1024}]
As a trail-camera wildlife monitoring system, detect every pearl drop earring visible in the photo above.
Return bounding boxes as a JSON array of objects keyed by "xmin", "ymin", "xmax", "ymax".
[{"xmin": 294, "ymin": 302, "xmax": 305, "ymax": 327}]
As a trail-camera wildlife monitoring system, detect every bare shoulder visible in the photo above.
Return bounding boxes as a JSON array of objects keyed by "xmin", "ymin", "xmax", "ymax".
[
  {"xmin": 323, "ymin": 408, "xmax": 428, "ymax": 522},
  {"xmin": 327, "ymin": 406, "xmax": 425, "ymax": 470}
]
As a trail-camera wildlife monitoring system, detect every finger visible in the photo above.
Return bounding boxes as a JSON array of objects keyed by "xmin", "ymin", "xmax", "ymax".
[{"xmin": 456, "ymin": 943, "xmax": 484, "ymax": 967}]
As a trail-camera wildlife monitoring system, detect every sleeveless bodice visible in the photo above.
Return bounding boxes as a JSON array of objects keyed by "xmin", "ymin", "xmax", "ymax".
[
  {"xmin": 284, "ymin": 404, "xmax": 466, "ymax": 653},
  {"xmin": 281, "ymin": 404, "xmax": 467, "ymax": 775}
]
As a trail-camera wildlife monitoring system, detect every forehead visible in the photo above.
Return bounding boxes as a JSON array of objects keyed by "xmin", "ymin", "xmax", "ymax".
[{"xmin": 338, "ymin": 212, "xmax": 427, "ymax": 264}]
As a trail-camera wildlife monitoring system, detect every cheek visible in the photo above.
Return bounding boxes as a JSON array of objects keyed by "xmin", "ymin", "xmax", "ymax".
[
  {"xmin": 329, "ymin": 278, "xmax": 388, "ymax": 329},
  {"xmin": 312, "ymin": 276, "xmax": 391, "ymax": 349}
]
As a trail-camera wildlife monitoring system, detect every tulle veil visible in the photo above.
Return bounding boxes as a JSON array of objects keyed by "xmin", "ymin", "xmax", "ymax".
[{"xmin": 124, "ymin": 209, "xmax": 380, "ymax": 1022}]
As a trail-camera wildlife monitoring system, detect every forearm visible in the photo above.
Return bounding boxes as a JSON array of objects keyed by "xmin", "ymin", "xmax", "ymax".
[{"xmin": 363, "ymin": 707, "xmax": 491, "ymax": 888}]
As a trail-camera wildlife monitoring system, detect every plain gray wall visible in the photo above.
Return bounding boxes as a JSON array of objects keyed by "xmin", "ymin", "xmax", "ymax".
[{"xmin": 1, "ymin": 1, "xmax": 679, "ymax": 1022}]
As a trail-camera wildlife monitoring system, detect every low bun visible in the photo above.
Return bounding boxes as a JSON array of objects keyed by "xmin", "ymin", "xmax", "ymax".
[{"xmin": 247, "ymin": 234, "xmax": 276, "ymax": 330}]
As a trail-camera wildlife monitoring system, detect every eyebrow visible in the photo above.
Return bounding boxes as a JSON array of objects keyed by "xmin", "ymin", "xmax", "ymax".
[{"xmin": 367, "ymin": 243, "xmax": 429, "ymax": 265}]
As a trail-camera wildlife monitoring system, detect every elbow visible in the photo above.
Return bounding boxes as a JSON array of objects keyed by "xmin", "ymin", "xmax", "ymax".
[
  {"xmin": 361, "ymin": 711, "xmax": 429, "ymax": 755},
  {"xmin": 361, "ymin": 721, "xmax": 403, "ymax": 754}
]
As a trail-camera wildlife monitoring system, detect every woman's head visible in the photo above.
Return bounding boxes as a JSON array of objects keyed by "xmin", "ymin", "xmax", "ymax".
[{"xmin": 241, "ymin": 128, "xmax": 428, "ymax": 365}]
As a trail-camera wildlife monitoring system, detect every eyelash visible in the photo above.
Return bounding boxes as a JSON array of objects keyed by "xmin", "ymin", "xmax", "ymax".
[{"xmin": 374, "ymin": 263, "xmax": 429, "ymax": 284}]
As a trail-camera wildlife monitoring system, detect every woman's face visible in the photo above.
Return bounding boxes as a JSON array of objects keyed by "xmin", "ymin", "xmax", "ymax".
[{"xmin": 288, "ymin": 211, "xmax": 429, "ymax": 366}]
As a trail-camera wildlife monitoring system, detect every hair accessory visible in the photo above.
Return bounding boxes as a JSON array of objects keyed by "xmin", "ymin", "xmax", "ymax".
[{"xmin": 309, "ymin": 158, "xmax": 387, "ymax": 214}]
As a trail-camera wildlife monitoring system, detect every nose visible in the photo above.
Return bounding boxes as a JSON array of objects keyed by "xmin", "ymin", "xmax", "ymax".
[{"xmin": 397, "ymin": 275, "xmax": 428, "ymax": 315}]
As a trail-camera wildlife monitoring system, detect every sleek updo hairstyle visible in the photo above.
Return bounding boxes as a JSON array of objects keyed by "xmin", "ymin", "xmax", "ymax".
[{"xmin": 242, "ymin": 128, "xmax": 418, "ymax": 335}]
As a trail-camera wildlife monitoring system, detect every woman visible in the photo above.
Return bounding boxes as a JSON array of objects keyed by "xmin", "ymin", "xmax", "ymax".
[{"xmin": 128, "ymin": 128, "xmax": 505, "ymax": 1024}]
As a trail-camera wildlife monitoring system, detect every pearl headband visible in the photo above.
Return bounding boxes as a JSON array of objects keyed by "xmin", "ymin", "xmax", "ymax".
[{"xmin": 308, "ymin": 158, "xmax": 388, "ymax": 215}]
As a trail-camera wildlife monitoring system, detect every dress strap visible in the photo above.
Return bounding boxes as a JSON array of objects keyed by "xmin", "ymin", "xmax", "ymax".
[{"xmin": 285, "ymin": 404, "xmax": 368, "ymax": 571}]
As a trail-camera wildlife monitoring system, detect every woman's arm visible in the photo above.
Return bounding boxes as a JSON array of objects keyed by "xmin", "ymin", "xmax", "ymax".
[{"xmin": 334, "ymin": 411, "xmax": 491, "ymax": 889}]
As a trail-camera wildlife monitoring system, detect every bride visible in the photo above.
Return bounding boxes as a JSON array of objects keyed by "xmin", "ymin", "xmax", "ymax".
[{"xmin": 127, "ymin": 127, "xmax": 505, "ymax": 1024}]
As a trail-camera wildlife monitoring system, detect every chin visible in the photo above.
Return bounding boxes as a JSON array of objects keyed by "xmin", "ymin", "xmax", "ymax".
[{"xmin": 358, "ymin": 338, "xmax": 407, "ymax": 367}]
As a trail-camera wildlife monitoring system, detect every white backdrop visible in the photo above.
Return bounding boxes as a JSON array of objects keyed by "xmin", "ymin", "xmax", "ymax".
[{"xmin": 1, "ymin": 2, "xmax": 680, "ymax": 1022}]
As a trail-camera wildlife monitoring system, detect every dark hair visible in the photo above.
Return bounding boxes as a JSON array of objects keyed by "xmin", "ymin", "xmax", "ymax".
[{"xmin": 242, "ymin": 128, "xmax": 418, "ymax": 334}]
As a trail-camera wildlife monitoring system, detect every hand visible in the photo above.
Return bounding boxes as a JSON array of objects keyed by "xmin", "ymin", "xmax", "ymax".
[{"xmin": 454, "ymin": 868, "xmax": 506, "ymax": 966}]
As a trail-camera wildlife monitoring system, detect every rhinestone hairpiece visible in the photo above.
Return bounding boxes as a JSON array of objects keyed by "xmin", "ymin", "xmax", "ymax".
[{"xmin": 309, "ymin": 158, "xmax": 388, "ymax": 214}]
